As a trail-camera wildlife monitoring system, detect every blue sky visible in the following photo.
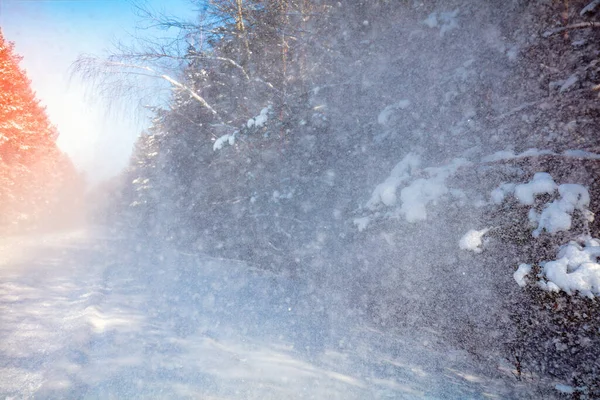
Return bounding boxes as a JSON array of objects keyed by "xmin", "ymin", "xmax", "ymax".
[{"xmin": 1, "ymin": 0, "xmax": 196, "ymax": 183}]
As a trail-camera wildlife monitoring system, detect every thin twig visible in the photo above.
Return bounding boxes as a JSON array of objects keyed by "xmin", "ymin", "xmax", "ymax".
[
  {"xmin": 580, "ymin": 0, "xmax": 600, "ymax": 15},
  {"xmin": 101, "ymin": 60, "xmax": 221, "ymax": 119},
  {"xmin": 490, "ymin": 100, "xmax": 544, "ymax": 121},
  {"xmin": 543, "ymin": 22, "xmax": 600, "ymax": 37}
]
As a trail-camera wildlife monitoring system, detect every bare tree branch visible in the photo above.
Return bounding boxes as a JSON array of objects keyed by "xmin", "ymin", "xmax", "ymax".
[
  {"xmin": 72, "ymin": 55, "xmax": 221, "ymax": 121},
  {"xmin": 543, "ymin": 22, "xmax": 600, "ymax": 37},
  {"xmin": 580, "ymin": 0, "xmax": 600, "ymax": 15},
  {"xmin": 108, "ymin": 60, "xmax": 220, "ymax": 117}
]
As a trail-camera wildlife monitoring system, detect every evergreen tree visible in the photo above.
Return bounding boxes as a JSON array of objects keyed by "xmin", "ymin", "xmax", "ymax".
[{"xmin": 0, "ymin": 29, "xmax": 82, "ymax": 231}]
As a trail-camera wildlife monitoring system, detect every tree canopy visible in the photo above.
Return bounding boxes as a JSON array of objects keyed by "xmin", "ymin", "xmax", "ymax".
[{"xmin": 0, "ymin": 29, "xmax": 83, "ymax": 231}]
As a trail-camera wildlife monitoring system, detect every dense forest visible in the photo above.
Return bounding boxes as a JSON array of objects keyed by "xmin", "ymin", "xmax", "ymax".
[
  {"xmin": 82, "ymin": 0, "xmax": 600, "ymax": 397},
  {"xmin": 0, "ymin": 30, "xmax": 83, "ymax": 233}
]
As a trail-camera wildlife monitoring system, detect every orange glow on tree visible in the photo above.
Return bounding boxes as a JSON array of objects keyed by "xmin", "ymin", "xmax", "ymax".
[{"xmin": 0, "ymin": 29, "xmax": 83, "ymax": 231}]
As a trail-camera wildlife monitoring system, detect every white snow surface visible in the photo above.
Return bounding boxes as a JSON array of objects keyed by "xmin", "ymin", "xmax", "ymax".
[
  {"xmin": 0, "ymin": 230, "xmax": 528, "ymax": 399},
  {"xmin": 537, "ymin": 237, "xmax": 600, "ymax": 297},
  {"xmin": 459, "ymin": 228, "xmax": 489, "ymax": 253}
]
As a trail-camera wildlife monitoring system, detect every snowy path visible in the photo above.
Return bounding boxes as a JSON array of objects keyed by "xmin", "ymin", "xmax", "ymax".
[
  {"xmin": 0, "ymin": 229, "xmax": 530, "ymax": 399},
  {"xmin": 0, "ymin": 230, "xmax": 113, "ymax": 397}
]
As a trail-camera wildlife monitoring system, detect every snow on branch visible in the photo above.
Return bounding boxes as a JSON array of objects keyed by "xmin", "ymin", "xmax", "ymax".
[
  {"xmin": 115, "ymin": 62, "xmax": 220, "ymax": 118},
  {"xmin": 212, "ymin": 106, "xmax": 273, "ymax": 151},
  {"xmin": 360, "ymin": 154, "xmax": 470, "ymax": 229},
  {"xmin": 487, "ymin": 170, "xmax": 597, "ymax": 296},
  {"xmin": 491, "ymin": 173, "xmax": 593, "ymax": 237},
  {"xmin": 246, "ymin": 106, "xmax": 271, "ymax": 129},
  {"xmin": 360, "ymin": 149, "xmax": 598, "ymax": 231},
  {"xmin": 580, "ymin": 0, "xmax": 600, "ymax": 15},
  {"xmin": 482, "ymin": 148, "xmax": 600, "ymax": 163},
  {"xmin": 357, "ymin": 148, "xmax": 599, "ymax": 297},
  {"xmin": 366, "ymin": 153, "xmax": 421, "ymax": 210},
  {"xmin": 213, "ymin": 132, "xmax": 236, "ymax": 151}
]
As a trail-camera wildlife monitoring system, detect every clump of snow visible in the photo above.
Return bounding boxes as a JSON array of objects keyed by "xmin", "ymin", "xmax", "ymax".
[
  {"xmin": 482, "ymin": 150, "xmax": 516, "ymax": 162},
  {"xmin": 423, "ymin": 12, "xmax": 438, "ymax": 28},
  {"xmin": 377, "ymin": 100, "xmax": 411, "ymax": 125},
  {"xmin": 132, "ymin": 177, "xmax": 147, "ymax": 185},
  {"xmin": 513, "ymin": 172, "xmax": 557, "ymax": 205},
  {"xmin": 563, "ymin": 149, "xmax": 600, "ymax": 160},
  {"xmin": 506, "ymin": 45, "xmax": 519, "ymax": 61},
  {"xmin": 366, "ymin": 155, "xmax": 470, "ymax": 223},
  {"xmin": 399, "ymin": 177, "xmax": 448, "ymax": 222},
  {"xmin": 399, "ymin": 158, "xmax": 470, "ymax": 222},
  {"xmin": 438, "ymin": 10, "xmax": 459, "ymax": 36},
  {"xmin": 272, "ymin": 189, "xmax": 294, "ymax": 201},
  {"xmin": 531, "ymin": 184, "xmax": 591, "ymax": 237},
  {"xmin": 555, "ymin": 384, "xmax": 575, "ymax": 394},
  {"xmin": 247, "ymin": 106, "xmax": 271, "ymax": 128},
  {"xmin": 367, "ymin": 153, "xmax": 421, "ymax": 209},
  {"xmin": 423, "ymin": 10, "xmax": 459, "ymax": 37},
  {"xmin": 213, "ymin": 132, "xmax": 236, "ymax": 151},
  {"xmin": 459, "ymin": 228, "xmax": 490, "ymax": 253},
  {"xmin": 490, "ymin": 183, "xmax": 516, "ymax": 204},
  {"xmin": 353, "ymin": 217, "xmax": 370, "ymax": 232},
  {"xmin": 559, "ymin": 74, "xmax": 578, "ymax": 93},
  {"xmin": 535, "ymin": 237, "xmax": 600, "ymax": 298},
  {"xmin": 513, "ymin": 263, "xmax": 532, "ymax": 287},
  {"xmin": 491, "ymin": 174, "xmax": 593, "ymax": 238},
  {"xmin": 400, "ymin": 158, "xmax": 470, "ymax": 222},
  {"xmin": 501, "ymin": 174, "xmax": 600, "ymax": 296},
  {"xmin": 519, "ymin": 148, "xmax": 554, "ymax": 158}
]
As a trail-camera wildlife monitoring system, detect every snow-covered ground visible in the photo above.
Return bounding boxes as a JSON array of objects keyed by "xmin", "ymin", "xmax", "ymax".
[
  {"xmin": 0, "ymin": 229, "xmax": 533, "ymax": 399},
  {"xmin": 0, "ymin": 230, "xmax": 113, "ymax": 397}
]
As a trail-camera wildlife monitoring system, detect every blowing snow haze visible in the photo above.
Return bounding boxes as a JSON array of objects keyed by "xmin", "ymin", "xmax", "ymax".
[{"xmin": 1, "ymin": 1, "xmax": 600, "ymax": 399}]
